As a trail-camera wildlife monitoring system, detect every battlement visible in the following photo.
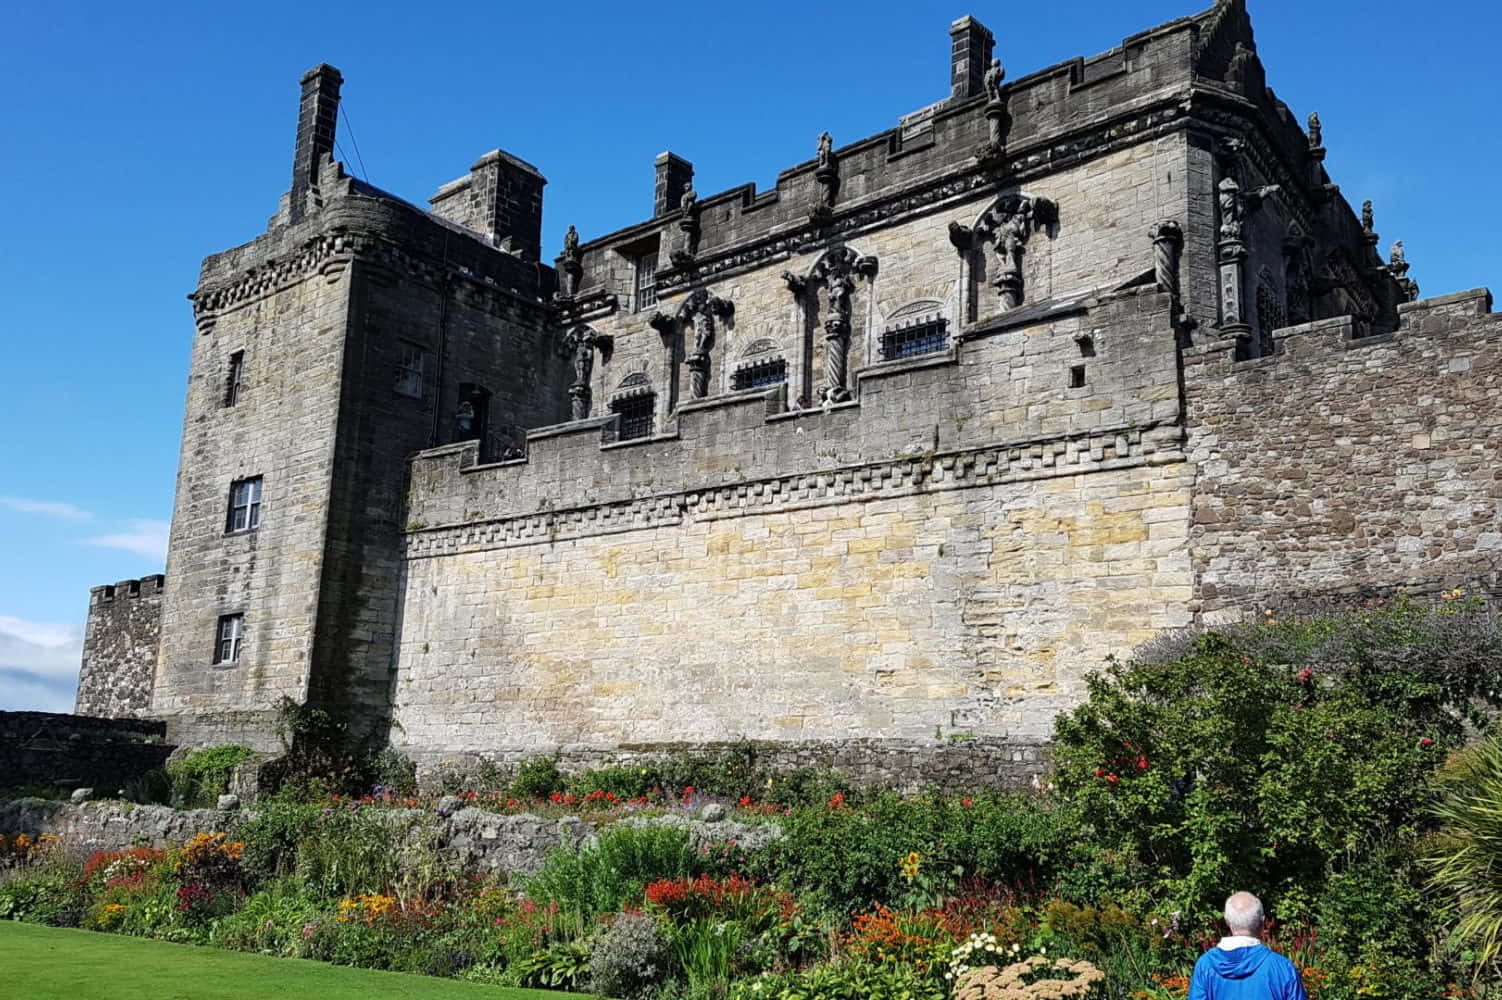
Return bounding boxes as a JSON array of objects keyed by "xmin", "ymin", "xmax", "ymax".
[{"xmin": 89, "ymin": 574, "xmax": 166, "ymax": 604}]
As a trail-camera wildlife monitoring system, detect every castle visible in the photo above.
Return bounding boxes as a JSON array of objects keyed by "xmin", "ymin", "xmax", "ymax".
[{"xmin": 74, "ymin": 0, "xmax": 1502, "ymax": 786}]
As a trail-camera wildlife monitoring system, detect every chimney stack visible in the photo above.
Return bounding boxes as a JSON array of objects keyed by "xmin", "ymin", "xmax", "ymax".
[
  {"xmin": 654, "ymin": 152, "xmax": 694, "ymax": 218},
  {"xmin": 290, "ymin": 63, "xmax": 343, "ymax": 223},
  {"xmin": 949, "ymin": 16, "xmax": 995, "ymax": 101}
]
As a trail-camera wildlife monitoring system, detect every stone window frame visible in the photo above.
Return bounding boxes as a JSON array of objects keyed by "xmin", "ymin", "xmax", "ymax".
[
  {"xmin": 224, "ymin": 351, "xmax": 245, "ymax": 407},
  {"xmin": 610, "ymin": 393, "xmax": 655, "ymax": 441},
  {"xmin": 214, "ymin": 613, "xmax": 244, "ymax": 665},
  {"xmin": 731, "ymin": 356, "xmax": 789, "ymax": 391},
  {"xmin": 226, "ymin": 476, "xmax": 263, "ymax": 534},
  {"xmin": 394, "ymin": 341, "xmax": 428, "ymax": 399},
  {"xmin": 633, "ymin": 254, "xmax": 658, "ymax": 312},
  {"xmin": 879, "ymin": 312, "xmax": 949, "ymax": 360}
]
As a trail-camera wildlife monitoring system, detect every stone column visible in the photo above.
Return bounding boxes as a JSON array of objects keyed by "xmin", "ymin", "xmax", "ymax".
[
  {"xmin": 823, "ymin": 318, "xmax": 851, "ymax": 402},
  {"xmin": 1215, "ymin": 177, "xmax": 1251, "ymax": 342},
  {"xmin": 1151, "ymin": 220, "xmax": 1184, "ymax": 296}
]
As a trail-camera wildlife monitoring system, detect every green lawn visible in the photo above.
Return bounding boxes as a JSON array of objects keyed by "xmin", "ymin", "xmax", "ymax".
[{"xmin": 1, "ymin": 921, "xmax": 596, "ymax": 1000}]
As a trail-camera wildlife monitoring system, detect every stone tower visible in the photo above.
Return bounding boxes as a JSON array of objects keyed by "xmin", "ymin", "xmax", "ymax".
[{"xmin": 151, "ymin": 65, "xmax": 568, "ymax": 748}]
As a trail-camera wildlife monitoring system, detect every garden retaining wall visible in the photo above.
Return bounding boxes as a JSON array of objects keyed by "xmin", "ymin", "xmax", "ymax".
[{"xmin": 0, "ymin": 798, "xmax": 781, "ymax": 876}]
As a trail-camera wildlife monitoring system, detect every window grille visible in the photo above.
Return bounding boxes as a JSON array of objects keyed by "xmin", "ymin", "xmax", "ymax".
[
  {"xmin": 634, "ymin": 255, "xmax": 658, "ymax": 311},
  {"xmin": 395, "ymin": 342, "xmax": 427, "ymax": 398},
  {"xmin": 880, "ymin": 315, "xmax": 948, "ymax": 360},
  {"xmin": 1255, "ymin": 282, "xmax": 1285, "ymax": 359},
  {"xmin": 611, "ymin": 394, "xmax": 655, "ymax": 441},
  {"xmin": 227, "ymin": 477, "xmax": 263, "ymax": 533},
  {"xmin": 214, "ymin": 614, "xmax": 244, "ymax": 664},
  {"xmin": 225, "ymin": 351, "xmax": 245, "ymax": 407},
  {"xmin": 731, "ymin": 358, "xmax": 788, "ymax": 390}
]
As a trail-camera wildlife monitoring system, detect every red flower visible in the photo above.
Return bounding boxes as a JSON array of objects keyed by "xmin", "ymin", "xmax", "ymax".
[
  {"xmin": 1419, "ymin": 738, "xmax": 1435, "ymax": 747},
  {"xmin": 1298, "ymin": 668, "xmax": 1313, "ymax": 684},
  {"xmin": 683, "ymin": 786, "xmax": 695, "ymax": 797},
  {"xmin": 738, "ymin": 795, "xmax": 752, "ymax": 807},
  {"xmin": 960, "ymin": 797, "xmax": 973, "ymax": 808},
  {"xmin": 1106, "ymin": 774, "xmax": 1120, "ymax": 784},
  {"xmin": 1137, "ymin": 756, "xmax": 1148, "ymax": 770},
  {"xmin": 1094, "ymin": 768, "xmax": 1106, "ymax": 777},
  {"xmin": 1292, "ymin": 705, "xmax": 1303, "ymax": 711},
  {"xmin": 828, "ymin": 792, "xmax": 846, "ymax": 809}
]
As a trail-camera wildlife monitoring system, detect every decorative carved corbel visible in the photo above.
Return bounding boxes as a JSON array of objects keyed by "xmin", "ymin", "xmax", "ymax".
[
  {"xmin": 1150, "ymin": 220, "xmax": 1184, "ymax": 297},
  {"xmin": 782, "ymin": 272, "xmax": 807, "ymax": 297},
  {"xmin": 948, "ymin": 222, "xmax": 974, "ymax": 254}
]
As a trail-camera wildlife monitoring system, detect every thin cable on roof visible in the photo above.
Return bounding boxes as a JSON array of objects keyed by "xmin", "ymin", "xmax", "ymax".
[{"xmin": 339, "ymin": 104, "xmax": 370, "ymax": 183}]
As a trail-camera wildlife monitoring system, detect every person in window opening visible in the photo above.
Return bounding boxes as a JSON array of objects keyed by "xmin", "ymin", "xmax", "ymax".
[
  {"xmin": 1188, "ymin": 892, "xmax": 1307, "ymax": 1000},
  {"xmin": 501, "ymin": 444, "xmax": 524, "ymax": 461},
  {"xmin": 454, "ymin": 400, "xmax": 476, "ymax": 441},
  {"xmin": 789, "ymin": 394, "xmax": 807, "ymax": 412}
]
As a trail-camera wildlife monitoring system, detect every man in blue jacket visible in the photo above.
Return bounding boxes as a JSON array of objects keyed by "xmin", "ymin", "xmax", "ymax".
[{"xmin": 1188, "ymin": 892, "xmax": 1308, "ymax": 1000}]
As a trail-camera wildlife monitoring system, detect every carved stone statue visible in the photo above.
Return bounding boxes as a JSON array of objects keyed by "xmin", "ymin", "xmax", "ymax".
[
  {"xmin": 562, "ymin": 224, "xmax": 580, "ymax": 258},
  {"xmin": 827, "ymin": 273, "xmax": 855, "ymax": 322},
  {"xmin": 1361, "ymin": 200, "xmax": 1374, "ymax": 234},
  {"xmin": 983, "ymin": 58, "xmax": 1005, "ymax": 103},
  {"xmin": 680, "ymin": 188, "xmax": 698, "ymax": 218},
  {"xmin": 1307, "ymin": 112, "xmax": 1322, "ymax": 148},
  {"xmin": 1218, "ymin": 176, "xmax": 1243, "ymax": 243},
  {"xmin": 1390, "ymin": 240, "xmax": 1406, "ymax": 267},
  {"xmin": 817, "ymin": 132, "xmax": 833, "ymax": 167}
]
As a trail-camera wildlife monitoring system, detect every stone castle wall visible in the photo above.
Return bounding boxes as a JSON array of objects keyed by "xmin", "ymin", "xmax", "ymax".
[
  {"xmin": 75, "ymin": 576, "xmax": 163, "ymax": 719},
  {"xmin": 0, "ymin": 712, "xmax": 174, "ymax": 794},
  {"xmin": 1186, "ymin": 288, "xmax": 1502, "ymax": 618}
]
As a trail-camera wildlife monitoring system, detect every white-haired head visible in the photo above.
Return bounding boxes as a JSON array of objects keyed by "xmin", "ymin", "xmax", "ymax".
[{"xmin": 1224, "ymin": 892, "xmax": 1264, "ymax": 936}]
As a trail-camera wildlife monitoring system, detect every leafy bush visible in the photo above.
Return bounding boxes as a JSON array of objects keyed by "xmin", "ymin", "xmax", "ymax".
[
  {"xmin": 0, "ymin": 877, "xmax": 82, "ymax": 926},
  {"xmin": 525, "ymin": 824, "xmax": 710, "ymax": 923},
  {"xmin": 169, "ymin": 745, "xmax": 257, "ymax": 808},
  {"xmin": 588, "ymin": 910, "xmax": 672, "ymax": 998},
  {"xmin": 510, "ymin": 757, "xmax": 566, "ymax": 799},
  {"xmin": 1426, "ymin": 729, "xmax": 1502, "ymax": 979},
  {"xmin": 1051, "ymin": 597, "xmax": 1496, "ymax": 925},
  {"xmin": 730, "ymin": 958, "xmax": 945, "ymax": 1000},
  {"xmin": 750, "ymin": 792, "xmax": 1072, "ymax": 916}
]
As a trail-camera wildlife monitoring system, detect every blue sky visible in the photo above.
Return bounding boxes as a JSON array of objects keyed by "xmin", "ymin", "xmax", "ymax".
[{"xmin": 2, "ymin": 0, "xmax": 1498, "ymax": 712}]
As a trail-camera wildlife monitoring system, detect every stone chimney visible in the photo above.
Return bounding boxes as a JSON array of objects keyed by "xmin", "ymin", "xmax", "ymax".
[
  {"xmin": 430, "ymin": 150, "xmax": 547, "ymax": 260},
  {"xmin": 654, "ymin": 152, "xmax": 694, "ymax": 218},
  {"xmin": 289, "ymin": 64, "xmax": 342, "ymax": 223},
  {"xmin": 949, "ymin": 16, "xmax": 995, "ymax": 101}
]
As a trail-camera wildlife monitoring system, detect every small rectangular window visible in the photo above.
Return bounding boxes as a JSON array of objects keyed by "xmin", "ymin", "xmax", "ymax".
[
  {"xmin": 611, "ymin": 395, "xmax": 655, "ymax": 441},
  {"xmin": 394, "ymin": 343, "xmax": 427, "ymax": 399},
  {"xmin": 1069, "ymin": 365, "xmax": 1087, "ymax": 388},
  {"xmin": 225, "ymin": 351, "xmax": 245, "ymax": 407},
  {"xmin": 214, "ymin": 614, "xmax": 244, "ymax": 664},
  {"xmin": 880, "ymin": 316, "xmax": 949, "ymax": 360},
  {"xmin": 227, "ymin": 477, "xmax": 263, "ymax": 533},
  {"xmin": 634, "ymin": 255, "xmax": 658, "ymax": 312},
  {"xmin": 732, "ymin": 358, "xmax": 788, "ymax": 391}
]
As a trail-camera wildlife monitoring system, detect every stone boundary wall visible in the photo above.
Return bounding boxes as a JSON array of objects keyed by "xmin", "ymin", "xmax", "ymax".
[
  {"xmin": 0, "ymin": 799, "xmax": 781, "ymax": 878},
  {"xmin": 75, "ymin": 575, "xmax": 164, "ymax": 719},
  {"xmin": 417, "ymin": 738, "xmax": 1052, "ymax": 795},
  {"xmin": 1184, "ymin": 287, "xmax": 1502, "ymax": 620},
  {"xmin": 0, "ymin": 712, "xmax": 175, "ymax": 794}
]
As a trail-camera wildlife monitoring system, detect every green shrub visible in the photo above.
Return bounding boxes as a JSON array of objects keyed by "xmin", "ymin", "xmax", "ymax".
[
  {"xmin": 208, "ymin": 877, "xmax": 323, "ymax": 957},
  {"xmin": 0, "ymin": 877, "xmax": 83, "ymax": 926},
  {"xmin": 169, "ymin": 745, "xmax": 257, "ymax": 808},
  {"xmin": 751, "ymin": 792, "xmax": 1072, "ymax": 917},
  {"xmin": 235, "ymin": 797, "xmax": 323, "ymax": 888},
  {"xmin": 1051, "ymin": 596, "xmax": 1497, "ymax": 929},
  {"xmin": 509, "ymin": 757, "xmax": 566, "ymax": 799},
  {"xmin": 567, "ymin": 764, "xmax": 656, "ymax": 800},
  {"xmin": 1426, "ymin": 730, "xmax": 1502, "ymax": 978},
  {"xmin": 120, "ymin": 769, "xmax": 174, "ymax": 805},
  {"xmin": 588, "ymin": 911, "xmax": 672, "ymax": 998},
  {"xmin": 525, "ymin": 824, "xmax": 709, "ymax": 923},
  {"xmin": 730, "ymin": 958, "xmax": 945, "ymax": 1000}
]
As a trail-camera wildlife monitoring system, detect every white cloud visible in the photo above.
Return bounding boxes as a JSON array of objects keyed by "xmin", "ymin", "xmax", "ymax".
[
  {"xmin": 0, "ymin": 616, "xmax": 83, "ymax": 712},
  {"xmin": 83, "ymin": 519, "xmax": 170, "ymax": 561},
  {"xmin": 0, "ymin": 496, "xmax": 93, "ymax": 520}
]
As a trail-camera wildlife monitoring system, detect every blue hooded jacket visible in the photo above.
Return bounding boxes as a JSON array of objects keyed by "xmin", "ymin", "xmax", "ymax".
[{"xmin": 1188, "ymin": 943, "xmax": 1308, "ymax": 1000}]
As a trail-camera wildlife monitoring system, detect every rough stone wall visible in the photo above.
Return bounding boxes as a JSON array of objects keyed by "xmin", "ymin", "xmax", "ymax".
[
  {"xmin": 1185, "ymin": 288, "xmax": 1502, "ymax": 620},
  {"xmin": 0, "ymin": 798, "xmax": 779, "ymax": 878},
  {"xmin": 0, "ymin": 712, "xmax": 174, "ymax": 794},
  {"xmin": 75, "ymin": 576, "xmax": 163, "ymax": 719},
  {"xmin": 396, "ymin": 289, "xmax": 1192, "ymax": 767}
]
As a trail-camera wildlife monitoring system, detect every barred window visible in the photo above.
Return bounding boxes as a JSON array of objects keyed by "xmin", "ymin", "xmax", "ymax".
[
  {"xmin": 880, "ymin": 315, "xmax": 948, "ymax": 360},
  {"xmin": 226, "ymin": 477, "xmax": 262, "ymax": 533},
  {"xmin": 214, "ymin": 614, "xmax": 244, "ymax": 665},
  {"xmin": 225, "ymin": 351, "xmax": 245, "ymax": 407},
  {"xmin": 634, "ymin": 255, "xmax": 658, "ymax": 311},
  {"xmin": 611, "ymin": 394, "xmax": 655, "ymax": 441},
  {"xmin": 731, "ymin": 358, "xmax": 788, "ymax": 391},
  {"xmin": 394, "ymin": 342, "xmax": 427, "ymax": 398}
]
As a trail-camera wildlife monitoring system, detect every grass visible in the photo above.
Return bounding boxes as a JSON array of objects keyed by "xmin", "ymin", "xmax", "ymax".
[{"xmin": 0, "ymin": 921, "xmax": 597, "ymax": 1000}]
